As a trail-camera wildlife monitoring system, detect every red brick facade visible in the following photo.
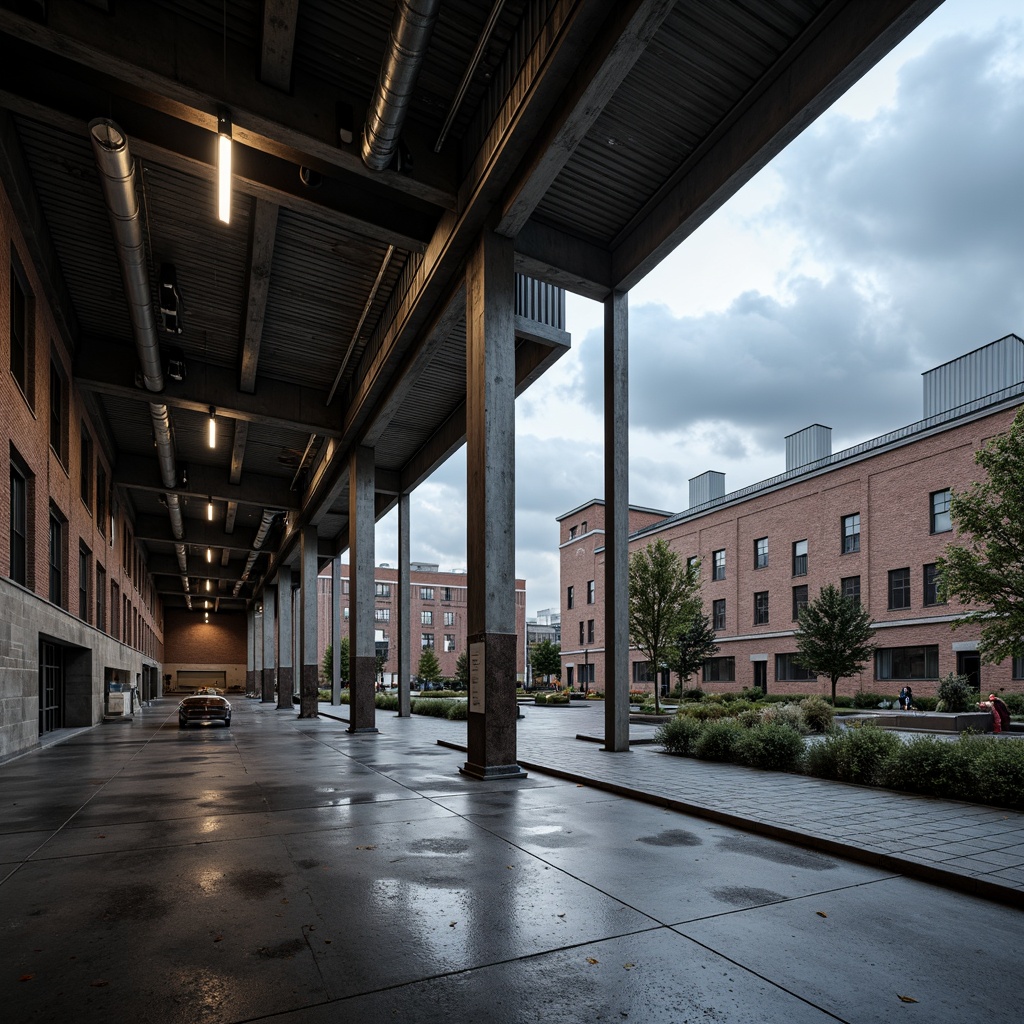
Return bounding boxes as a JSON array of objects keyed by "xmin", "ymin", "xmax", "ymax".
[{"xmin": 560, "ymin": 403, "xmax": 1024, "ymax": 699}]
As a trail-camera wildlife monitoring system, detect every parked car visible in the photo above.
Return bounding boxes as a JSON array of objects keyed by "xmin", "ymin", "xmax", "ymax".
[{"xmin": 178, "ymin": 694, "xmax": 232, "ymax": 728}]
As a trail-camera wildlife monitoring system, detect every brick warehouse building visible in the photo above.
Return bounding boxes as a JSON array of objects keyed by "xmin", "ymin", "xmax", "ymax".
[
  {"xmin": 317, "ymin": 564, "xmax": 527, "ymax": 685},
  {"xmin": 559, "ymin": 336, "xmax": 1024, "ymax": 700}
]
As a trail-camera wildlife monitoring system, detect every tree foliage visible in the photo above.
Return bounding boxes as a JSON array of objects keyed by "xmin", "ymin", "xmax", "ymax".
[
  {"xmin": 667, "ymin": 611, "xmax": 718, "ymax": 690},
  {"xmin": 321, "ymin": 636, "xmax": 350, "ymax": 685},
  {"xmin": 417, "ymin": 645, "xmax": 443, "ymax": 683},
  {"xmin": 454, "ymin": 649, "xmax": 469, "ymax": 689},
  {"xmin": 530, "ymin": 639, "xmax": 562, "ymax": 684},
  {"xmin": 937, "ymin": 408, "xmax": 1024, "ymax": 664},
  {"xmin": 629, "ymin": 540, "xmax": 701, "ymax": 713},
  {"xmin": 794, "ymin": 584, "xmax": 875, "ymax": 703}
]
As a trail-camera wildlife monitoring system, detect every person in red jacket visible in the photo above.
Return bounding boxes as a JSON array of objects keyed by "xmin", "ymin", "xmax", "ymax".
[{"xmin": 978, "ymin": 693, "xmax": 1010, "ymax": 733}]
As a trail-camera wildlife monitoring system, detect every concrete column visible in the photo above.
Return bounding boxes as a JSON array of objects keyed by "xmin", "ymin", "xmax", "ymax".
[
  {"xmin": 292, "ymin": 585, "xmax": 301, "ymax": 702},
  {"xmin": 604, "ymin": 289, "xmax": 630, "ymax": 752},
  {"xmin": 298, "ymin": 525, "xmax": 319, "ymax": 718},
  {"xmin": 331, "ymin": 556, "xmax": 343, "ymax": 705},
  {"xmin": 246, "ymin": 607, "xmax": 255, "ymax": 695},
  {"xmin": 348, "ymin": 446, "xmax": 378, "ymax": 732},
  {"xmin": 254, "ymin": 605, "xmax": 264, "ymax": 697},
  {"xmin": 276, "ymin": 566, "xmax": 293, "ymax": 710},
  {"xmin": 397, "ymin": 492, "xmax": 411, "ymax": 717},
  {"xmin": 463, "ymin": 231, "xmax": 524, "ymax": 780},
  {"xmin": 262, "ymin": 584, "xmax": 277, "ymax": 703}
]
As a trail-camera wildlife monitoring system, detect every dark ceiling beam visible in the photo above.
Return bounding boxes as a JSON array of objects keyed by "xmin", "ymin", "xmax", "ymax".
[
  {"xmin": 611, "ymin": 0, "xmax": 945, "ymax": 291},
  {"xmin": 114, "ymin": 453, "xmax": 300, "ymax": 511},
  {"xmin": 514, "ymin": 220, "xmax": 612, "ymax": 301},
  {"xmin": 0, "ymin": 2, "xmax": 456, "ymax": 209},
  {"xmin": 239, "ymin": 199, "xmax": 279, "ymax": 393},
  {"xmin": 497, "ymin": 0, "xmax": 675, "ymax": 237},
  {"xmin": 148, "ymin": 555, "xmax": 248, "ymax": 582},
  {"xmin": 74, "ymin": 337, "xmax": 342, "ymax": 438},
  {"xmin": 0, "ymin": 61, "xmax": 436, "ymax": 253},
  {"xmin": 260, "ymin": 1, "xmax": 300, "ymax": 93},
  {"xmin": 134, "ymin": 514, "xmax": 259, "ymax": 552}
]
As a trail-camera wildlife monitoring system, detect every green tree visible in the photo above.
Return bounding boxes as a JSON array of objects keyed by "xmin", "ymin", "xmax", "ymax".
[
  {"xmin": 629, "ymin": 539, "xmax": 696, "ymax": 713},
  {"xmin": 530, "ymin": 639, "xmax": 562, "ymax": 686},
  {"xmin": 937, "ymin": 408, "xmax": 1024, "ymax": 664},
  {"xmin": 417, "ymin": 645, "xmax": 443, "ymax": 683},
  {"xmin": 322, "ymin": 637, "xmax": 350, "ymax": 686},
  {"xmin": 666, "ymin": 610, "xmax": 718, "ymax": 691},
  {"xmin": 454, "ymin": 649, "xmax": 469, "ymax": 689},
  {"xmin": 794, "ymin": 584, "xmax": 876, "ymax": 704}
]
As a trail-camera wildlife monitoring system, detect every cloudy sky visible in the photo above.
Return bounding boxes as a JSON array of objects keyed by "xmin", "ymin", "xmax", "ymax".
[{"xmin": 377, "ymin": 0, "xmax": 1024, "ymax": 618}]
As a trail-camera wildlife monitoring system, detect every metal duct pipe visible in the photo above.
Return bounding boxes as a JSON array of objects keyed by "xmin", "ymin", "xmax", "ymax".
[
  {"xmin": 361, "ymin": 0, "xmax": 440, "ymax": 171},
  {"xmin": 90, "ymin": 119, "xmax": 192, "ymax": 605},
  {"xmin": 232, "ymin": 509, "xmax": 284, "ymax": 597}
]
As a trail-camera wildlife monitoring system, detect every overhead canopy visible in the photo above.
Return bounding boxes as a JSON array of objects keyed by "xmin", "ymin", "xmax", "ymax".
[{"xmin": 0, "ymin": 0, "xmax": 942, "ymax": 609}]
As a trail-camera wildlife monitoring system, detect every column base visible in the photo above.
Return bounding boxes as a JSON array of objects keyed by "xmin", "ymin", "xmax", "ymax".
[
  {"xmin": 346, "ymin": 726, "xmax": 379, "ymax": 734},
  {"xmin": 459, "ymin": 761, "xmax": 528, "ymax": 781}
]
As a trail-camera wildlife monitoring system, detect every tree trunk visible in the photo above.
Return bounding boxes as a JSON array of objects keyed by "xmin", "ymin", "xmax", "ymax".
[{"xmin": 831, "ymin": 675, "xmax": 839, "ymax": 705}]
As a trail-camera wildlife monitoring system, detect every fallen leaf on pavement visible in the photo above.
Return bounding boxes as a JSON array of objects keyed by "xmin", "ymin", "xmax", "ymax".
[
  {"xmin": 897, "ymin": 995, "xmax": 918, "ymax": 1003},
  {"xmin": 816, "ymin": 911, "xmax": 827, "ymax": 918},
  {"xmin": 586, "ymin": 958, "xmax": 599, "ymax": 965}
]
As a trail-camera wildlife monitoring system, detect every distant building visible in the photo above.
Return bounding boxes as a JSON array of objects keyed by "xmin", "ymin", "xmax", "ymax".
[
  {"xmin": 559, "ymin": 336, "xmax": 1024, "ymax": 698},
  {"xmin": 319, "ymin": 563, "xmax": 527, "ymax": 683}
]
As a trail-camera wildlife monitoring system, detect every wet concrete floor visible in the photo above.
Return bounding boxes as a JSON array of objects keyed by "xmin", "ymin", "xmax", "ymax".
[{"xmin": 0, "ymin": 697, "xmax": 1018, "ymax": 1023}]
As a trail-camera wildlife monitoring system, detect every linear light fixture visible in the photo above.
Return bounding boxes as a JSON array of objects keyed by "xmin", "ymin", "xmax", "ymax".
[
  {"xmin": 208, "ymin": 498, "xmax": 214, "ymax": 521},
  {"xmin": 208, "ymin": 406, "xmax": 217, "ymax": 448},
  {"xmin": 206, "ymin": 579, "xmax": 211, "ymax": 592},
  {"xmin": 206, "ymin": 547, "xmax": 212, "ymax": 563},
  {"xmin": 217, "ymin": 109, "xmax": 232, "ymax": 224}
]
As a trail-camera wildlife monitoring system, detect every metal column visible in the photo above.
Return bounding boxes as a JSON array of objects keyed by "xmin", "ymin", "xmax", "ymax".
[
  {"xmin": 331, "ymin": 556, "xmax": 343, "ymax": 705},
  {"xmin": 397, "ymin": 492, "xmax": 411, "ymax": 717},
  {"xmin": 462, "ymin": 231, "xmax": 524, "ymax": 780},
  {"xmin": 298, "ymin": 525, "xmax": 319, "ymax": 718},
  {"xmin": 276, "ymin": 567, "xmax": 293, "ymax": 710},
  {"xmin": 349, "ymin": 445, "xmax": 378, "ymax": 733},
  {"xmin": 262, "ymin": 584, "xmax": 276, "ymax": 703},
  {"xmin": 604, "ymin": 289, "xmax": 630, "ymax": 752}
]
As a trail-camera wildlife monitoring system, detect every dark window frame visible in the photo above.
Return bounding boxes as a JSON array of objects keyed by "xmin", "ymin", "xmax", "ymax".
[
  {"xmin": 586, "ymin": 579, "xmax": 595, "ymax": 604},
  {"xmin": 712, "ymin": 598, "xmax": 726, "ymax": 631},
  {"xmin": 792, "ymin": 539, "xmax": 808, "ymax": 577},
  {"xmin": 754, "ymin": 590, "xmax": 769, "ymax": 625},
  {"xmin": 712, "ymin": 549, "xmax": 726, "ymax": 581},
  {"xmin": 10, "ymin": 252, "xmax": 34, "ymax": 402},
  {"xmin": 587, "ymin": 618, "xmax": 595, "ymax": 644},
  {"xmin": 754, "ymin": 536, "xmax": 768, "ymax": 570},
  {"xmin": 80, "ymin": 422, "xmax": 93, "ymax": 510},
  {"xmin": 842, "ymin": 512, "xmax": 860, "ymax": 554},
  {"xmin": 792, "ymin": 584, "xmax": 808, "ymax": 621},
  {"xmin": 78, "ymin": 542, "xmax": 91, "ymax": 622},
  {"xmin": 888, "ymin": 567, "xmax": 911, "ymax": 610},
  {"xmin": 875, "ymin": 645, "xmax": 939, "ymax": 681},
  {"xmin": 703, "ymin": 656, "xmax": 735, "ymax": 683},
  {"xmin": 775, "ymin": 653, "xmax": 817, "ymax": 682},
  {"xmin": 841, "ymin": 575, "xmax": 861, "ymax": 606},
  {"xmin": 49, "ymin": 358, "xmax": 68, "ymax": 467},
  {"xmin": 567, "ymin": 585, "xmax": 574, "ymax": 610},
  {"xmin": 923, "ymin": 563, "xmax": 944, "ymax": 607},
  {"xmin": 930, "ymin": 489, "xmax": 952, "ymax": 534},
  {"xmin": 10, "ymin": 456, "xmax": 29, "ymax": 586},
  {"xmin": 48, "ymin": 505, "xmax": 66, "ymax": 607}
]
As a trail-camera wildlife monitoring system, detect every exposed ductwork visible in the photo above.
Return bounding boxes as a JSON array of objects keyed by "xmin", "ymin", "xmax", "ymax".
[
  {"xmin": 361, "ymin": 0, "xmax": 440, "ymax": 171},
  {"xmin": 233, "ymin": 509, "xmax": 285, "ymax": 597},
  {"xmin": 90, "ymin": 119, "xmax": 192, "ymax": 608}
]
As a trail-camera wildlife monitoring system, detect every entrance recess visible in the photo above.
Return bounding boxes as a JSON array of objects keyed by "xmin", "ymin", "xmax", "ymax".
[{"xmin": 40, "ymin": 641, "xmax": 64, "ymax": 734}]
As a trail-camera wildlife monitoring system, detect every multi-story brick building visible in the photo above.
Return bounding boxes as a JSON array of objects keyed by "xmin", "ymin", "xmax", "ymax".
[
  {"xmin": 559, "ymin": 337, "xmax": 1024, "ymax": 699},
  {"xmin": 318, "ymin": 563, "xmax": 527, "ymax": 684}
]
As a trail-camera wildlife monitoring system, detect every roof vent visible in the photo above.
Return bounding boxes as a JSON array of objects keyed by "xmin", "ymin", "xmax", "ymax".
[
  {"xmin": 786, "ymin": 424, "xmax": 832, "ymax": 471},
  {"xmin": 689, "ymin": 471, "xmax": 725, "ymax": 508}
]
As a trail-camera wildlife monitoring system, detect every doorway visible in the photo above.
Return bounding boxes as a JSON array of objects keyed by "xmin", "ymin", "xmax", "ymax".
[
  {"xmin": 753, "ymin": 660, "xmax": 767, "ymax": 694},
  {"xmin": 957, "ymin": 651, "xmax": 981, "ymax": 691},
  {"xmin": 40, "ymin": 641, "xmax": 65, "ymax": 734}
]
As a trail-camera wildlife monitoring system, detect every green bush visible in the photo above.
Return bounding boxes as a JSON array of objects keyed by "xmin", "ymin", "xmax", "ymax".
[
  {"xmin": 586, "ymin": 691, "xmax": 605, "ymax": 700},
  {"xmin": 851, "ymin": 691, "xmax": 892, "ymax": 709},
  {"xmin": 417, "ymin": 689, "xmax": 462, "ymax": 699},
  {"xmin": 535, "ymin": 692, "xmax": 570, "ymax": 706},
  {"xmin": 739, "ymin": 687, "xmax": 765, "ymax": 702},
  {"xmin": 804, "ymin": 725, "xmax": 902, "ymax": 785},
  {"xmin": 677, "ymin": 702, "xmax": 731, "ymax": 722},
  {"xmin": 936, "ymin": 673, "xmax": 975, "ymax": 713},
  {"xmin": 911, "ymin": 695, "xmax": 938, "ymax": 712},
  {"xmin": 375, "ymin": 693, "xmax": 399, "ymax": 711},
  {"xmin": 970, "ymin": 737, "xmax": 1024, "ymax": 810},
  {"xmin": 761, "ymin": 692, "xmax": 810, "ymax": 704},
  {"xmin": 1000, "ymin": 693, "xmax": 1024, "ymax": 715},
  {"xmin": 411, "ymin": 697, "xmax": 461, "ymax": 718},
  {"xmin": 759, "ymin": 702, "xmax": 807, "ymax": 734},
  {"xmin": 735, "ymin": 708, "xmax": 762, "ymax": 729},
  {"xmin": 656, "ymin": 715, "xmax": 705, "ymax": 755},
  {"xmin": 681, "ymin": 688, "xmax": 707, "ymax": 702},
  {"xmin": 800, "ymin": 696, "xmax": 834, "ymax": 733},
  {"xmin": 735, "ymin": 723, "xmax": 805, "ymax": 772},
  {"xmin": 692, "ymin": 720, "xmax": 744, "ymax": 761},
  {"xmin": 317, "ymin": 688, "xmax": 331, "ymax": 701},
  {"xmin": 831, "ymin": 695, "xmax": 854, "ymax": 708},
  {"xmin": 445, "ymin": 702, "xmax": 468, "ymax": 721}
]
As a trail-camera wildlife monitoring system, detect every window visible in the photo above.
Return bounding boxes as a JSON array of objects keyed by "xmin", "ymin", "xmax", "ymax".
[
  {"xmin": 578, "ymin": 663, "xmax": 594, "ymax": 685},
  {"xmin": 703, "ymin": 657, "xmax": 735, "ymax": 682},
  {"xmin": 587, "ymin": 579, "xmax": 595, "ymax": 603},
  {"xmin": 342, "ymin": 579, "xmax": 350, "ymax": 595},
  {"xmin": 48, "ymin": 506, "xmax": 65, "ymax": 607},
  {"xmin": 888, "ymin": 568, "xmax": 911, "ymax": 610},
  {"xmin": 842, "ymin": 513, "xmax": 860, "ymax": 554},
  {"xmin": 78, "ymin": 543, "xmax": 91, "ymax": 622},
  {"xmin": 569, "ymin": 526, "xmax": 578, "ymax": 539},
  {"xmin": 96, "ymin": 467, "xmax": 106, "ymax": 543},
  {"xmin": 49, "ymin": 358, "xmax": 67, "ymax": 465},
  {"xmin": 567, "ymin": 585, "xmax": 574, "ymax": 609},
  {"xmin": 421, "ymin": 610, "xmax": 433, "ymax": 625},
  {"xmin": 841, "ymin": 575, "xmax": 861, "ymax": 606},
  {"xmin": 792, "ymin": 584, "xmax": 808, "ymax": 621},
  {"xmin": 754, "ymin": 591, "xmax": 769, "ymax": 625},
  {"xmin": 930, "ymin": 489, "xmax": 951, "ymax": 534},
  {"xmin": 10, "ymin": 254, "xmax": 33, "ymax": 399},
  {"xmin": 1014, "ymin": 656, "xmax": 1024, "ymax": 680},
  {"xmin": 876, "ymin": 645, "xmax": 938, "ymax": 681},
  {"xmin": 580, "ymin": 520, "xmax": 587, "ymax": 534},
  {"xmin": 632, "ymin": 661, "xmax": 655, "ymax": 683},
  {"xmin": 712, "ymin": 598, "xmax": 726, "ymax": 631},
  {"xmin": 712, "ymin": 549, "xmax": 725, "ymax": 581},
  {"xmin": 442, "ymin": 611, "xmax": 454, "ymax": 627},
  {"xmin": 442, "ymin": 587, "xmax": 453, "ymax": 601},
  {"xmin": 375, "ymin": 582, "xmax": 391, "ymax": 598},
  {"xmin": 111, "ymin": 581, "xmax": 120, "ymax": 640},
  {"xmin": 96, "ymin": 564, "xmax": 106, "ymax": 632},
  {"xmin": 578, "ymin": 621, "xmax": 585, "ymax": 644},
  {"xmin": 444, "ymin": 634, "xmax": 456, "ymax": 652},
  {"xmin": 792, "ymin": 539, "xmax": 807, "ymax": 577},
  {"xmin": 421, "ymin": 633, "xmax": 434, "ymax": 648},
  {"xmin": 775, "ymin": 653, "xmax": 816, "ymax": 682},
  {"xmin": 374, "ymin": 608, "xmax": 390, "ymax": 622},
  {"xmin": 10, "ymin": 457, "xmax": 29, "ymax": 586},
  {"xmin": 923, "ymin": 563, "xmax": 944, "ymax": 607},
  {"xmin": 587, "ymin": 619, "xmax": 594, "ymax": 643},
  {"xmin": 80, "ymin": 423, "xmax": 93, "ymax": 509},
  {"xmin": 420, "ymin": 587, "xmax": 434, "ymax": 600},
  {"xmin": 754, "ymin": 537, "xmax": 768, "ymax": 569},
  {"xmin": 343, "ymin": 607, "xmax": 350, "ymax": 621}
]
